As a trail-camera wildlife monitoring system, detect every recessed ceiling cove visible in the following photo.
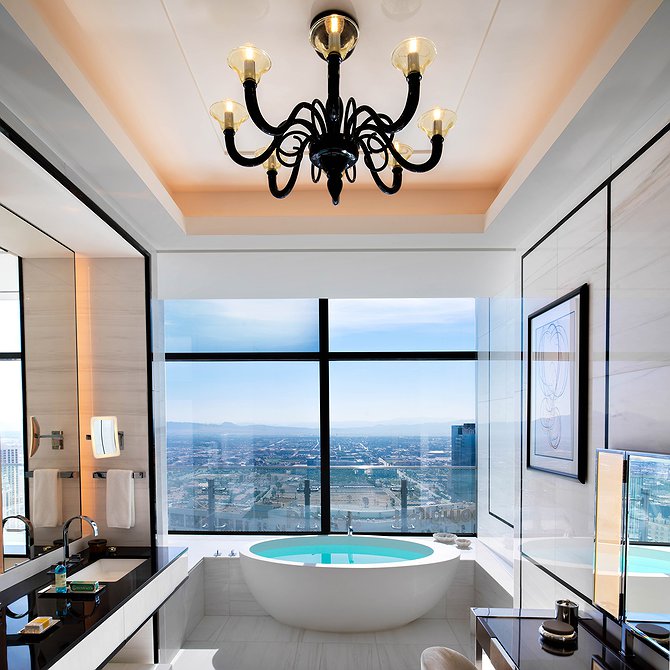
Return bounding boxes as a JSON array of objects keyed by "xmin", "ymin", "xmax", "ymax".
[{"xmin": 2, "ymin": 0, "xmax": 638, "ymax": 233}]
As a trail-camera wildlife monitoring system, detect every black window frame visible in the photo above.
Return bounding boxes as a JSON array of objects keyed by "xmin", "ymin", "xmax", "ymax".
[{"xmin": 165, "ymin": 298, "xmax": 477, "ymax": 536}]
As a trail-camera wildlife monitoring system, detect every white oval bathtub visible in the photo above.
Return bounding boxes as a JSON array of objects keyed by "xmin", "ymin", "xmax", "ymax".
[{"xmin": 239, "ymin": 535, "xmax": 460, "ymax": 632}]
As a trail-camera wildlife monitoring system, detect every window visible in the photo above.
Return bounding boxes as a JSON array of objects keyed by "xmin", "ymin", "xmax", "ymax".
[
  {"xmin": 166, "ymin": 361, "xmax": 320, "ymax": 532},
  {"xmin": 0, "ymin": 253, "xmax": 27, "ymax": 554},
  {"xmin": 165, "ymin": 298, "xmax": 476, "ymax": 534}
]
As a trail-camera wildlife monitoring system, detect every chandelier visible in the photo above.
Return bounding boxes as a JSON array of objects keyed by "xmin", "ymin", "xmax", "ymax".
[{"xmin": 210, "ymin": 10, "xmax": 455, "ymax": 206}]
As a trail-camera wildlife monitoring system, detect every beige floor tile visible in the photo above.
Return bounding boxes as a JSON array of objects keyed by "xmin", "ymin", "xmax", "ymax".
[
  {"xmin": 188, "ymin": 616, "xmax": 229, "ymax": 642},
  {"xmin": 301, "ymin": 628, "xmax": 377, "ymax": 644},
  {"xmin": 375, "ymin": 619, "xmax": 459, "ymax": 646},
  {"xmin": 376, "ymin": 644, "xmax": 430, "ymax": 670},
  {"xmin": 320, "ymin": 643, "xmax": 382, "ymax": 670},
  {"xmin": 216, "ymin": 615, "xmax": 302, "ymax": 643}
]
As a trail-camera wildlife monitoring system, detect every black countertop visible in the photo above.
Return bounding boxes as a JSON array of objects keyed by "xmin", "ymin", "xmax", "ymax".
[
  {"xmin": 0, "ymin": 546, "xmax": 187, "ymax": 670},
  {"xmin": 475, "ymin": 609, "xmax": 656, "ymax": 670}
]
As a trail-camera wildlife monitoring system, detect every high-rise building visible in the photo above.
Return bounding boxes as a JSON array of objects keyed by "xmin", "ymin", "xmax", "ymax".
[{"xmin": 451, "ymin": 423, "xmax": 476, "ymax": 467}]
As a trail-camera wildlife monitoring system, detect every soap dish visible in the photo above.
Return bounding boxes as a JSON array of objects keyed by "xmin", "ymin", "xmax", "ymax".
[
  {"xmin": 19, "ymin": 618, "xmax": 60, "ymax": 636},
  {"xmin": 38, "ymin": 583, "xmax": 106, "ymax": 598}
]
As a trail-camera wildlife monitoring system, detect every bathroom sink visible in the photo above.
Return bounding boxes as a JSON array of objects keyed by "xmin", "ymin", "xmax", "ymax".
[{"xmin": 68, "ymin": 558, "xmax": 146, "ymax": 583}]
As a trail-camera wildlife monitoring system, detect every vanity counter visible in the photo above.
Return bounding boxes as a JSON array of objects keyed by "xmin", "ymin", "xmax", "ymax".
[
  {"xmin": 0, "ymin": 545, "xmax": 187, "ymax": 670},
  {"xmin": 474, "ymin": 608, "xmax": 658, "ymax": 670}
]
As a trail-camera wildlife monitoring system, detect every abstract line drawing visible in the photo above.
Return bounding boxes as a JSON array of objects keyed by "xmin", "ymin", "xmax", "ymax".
[
  {"xmin": 536, "ymin": 316, "xmax": 571, "ymax": 454},
  {"xmin": 527, "ymin": 285, "xmax": 588, "ymax": 483}
]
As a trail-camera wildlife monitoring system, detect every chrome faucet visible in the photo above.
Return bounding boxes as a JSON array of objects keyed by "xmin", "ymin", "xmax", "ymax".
[
  {"xmin": 346, "ymin": 511, "xmax": 353, "ymax": 536},
  {"xmin": 62, "ymin": 515, "xmax": 98, "ymax": 560},
  {"xmin": 2, "ymin": 515, "xmax": 35, "ymax": 557}
]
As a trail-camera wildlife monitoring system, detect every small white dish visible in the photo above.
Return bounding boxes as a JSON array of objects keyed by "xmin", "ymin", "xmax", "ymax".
[
  {"xmin": 456, "ymin": 538, "xmax": 472, "ymax": 549},
  {"xmin": 432, "ymin": 533, "xmax": 457, "ymax": 544}
]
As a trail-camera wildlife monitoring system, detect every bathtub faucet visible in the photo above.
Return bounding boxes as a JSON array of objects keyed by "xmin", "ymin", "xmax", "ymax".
[{"xmin": 347, "ymin": 511, "xmax": 353, "ymax": 536}]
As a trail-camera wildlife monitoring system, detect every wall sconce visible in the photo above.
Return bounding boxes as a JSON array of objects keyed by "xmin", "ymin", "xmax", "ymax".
[
  {"xmin": 29, "ymin": 416, "xmax": 64, "ymax": 455},
  {"xmin": 88, "ymin": 416, "xmax": 123, "ymax": 459}
]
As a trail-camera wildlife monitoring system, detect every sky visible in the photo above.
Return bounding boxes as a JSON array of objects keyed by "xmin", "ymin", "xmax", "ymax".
[
  {"xmin": 164, "ymin": 298, "xmax": 476, "ymax": 353},
  {"xmin": 165, "ymin": 359, "xmax": 476, "ymax": 427},
  {"xmin": 164, "ymin": 298, "xmax": 477, "ymax": 427},
  {"xmin": 0, "ymin": 256, "xmax": 23, "ymax": 432}
]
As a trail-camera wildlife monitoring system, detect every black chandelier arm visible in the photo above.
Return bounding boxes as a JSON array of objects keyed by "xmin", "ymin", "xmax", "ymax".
[
  {"xmin": 370, "ymin": 164, "xmax": 403, "ymax": 195},
  {"xmin": 382, "ymin": 133, "xmax": 445, "ymax": 173},
  {"xmin": 266, "ymin": 163, "xmax": 301, "ymax": 199},
  {"xmin": 326, "ymin": 53, "xmax": 342, "ymax": 126},
  {"xmin": 352, "ymin": 71, "xmax": 421, "ymax": 135},
  {"xmin": 223, "ymin": 129, "xmax": 280, "ymax": 168},
  {"xmin": 243, "ymin": 80, "xmax": 317, "ymax": 137},
  {"xmin": 359, "ymin": 139, "xmax": 402, "ymax": 195},
  {"xmin": 266, "ymin": 136, "xmax": 310, "ymax": 198}
]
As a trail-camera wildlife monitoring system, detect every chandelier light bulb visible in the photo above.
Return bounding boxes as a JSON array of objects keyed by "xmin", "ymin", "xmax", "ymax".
[
  {"xmin": 209, "ymin": 99, "xmax": 248, "ymax": 132},
  {"xmin": 418, "ymin": 107, "xmax": 456, "ymax": 138},
  {"xmin": 255, "ymin": 147, "xmax": 281, "ymax": 172},
  {"xmin": 389, "ymin": 142, "xmax": 413, "ymax": 168},
  {"xmin": 309, "ymin": 11, "xmax": 359, "ymax": 61},
  {"xmin": 327, "ymin": 14, "xmax": 344, "ymax": 53},
  {"xmin": 391, "ymin": 37, "xmax": 436, "ymax": 76},
  {"xmin": 227, "ymin": 45, "xmax": 272, "ymax": 84}
]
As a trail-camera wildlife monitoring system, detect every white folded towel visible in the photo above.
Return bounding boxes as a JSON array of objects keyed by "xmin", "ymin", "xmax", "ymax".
[
  {"xmin": 32, "ymin": 469, "xmax": 62, "ymax": 527},
  {"xmin": 106, "ymin": 470, "xmax": 135, "ymax": 529}
]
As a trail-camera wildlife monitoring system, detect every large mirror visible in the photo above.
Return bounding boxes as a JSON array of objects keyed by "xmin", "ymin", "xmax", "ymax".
[
  {"xmin": 625, "ymin": 452, "xmax": 670, "ymax": 657},
  {"xmin": 0, "ymin": 204, "xmax": 81, "ymax": 571},
  {"xmin": 593, "ymin": 449, "xmax": 670, "ymax": 658},
  {"xmin": 593, "ymin": 449, "xmax": 626, "ymax": 619}
]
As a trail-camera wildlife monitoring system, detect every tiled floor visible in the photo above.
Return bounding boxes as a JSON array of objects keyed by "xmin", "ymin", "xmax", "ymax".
[{"xmin": 172, "ymin": 615, "xmax": 476, "ymax": 670}]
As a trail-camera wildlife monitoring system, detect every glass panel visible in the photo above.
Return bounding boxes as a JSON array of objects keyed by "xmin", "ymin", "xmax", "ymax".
[
  {"xmin": 0, "ymin": 360, "xmax": 27, "ymax": 554},
  {"xmin": 594, "ymin": 450, "xmax": 625, "ymax": 619},
  {"xmin": 166, "ymin": 361, "xmax": 320, "ymax": 532},
  {"xmin": 329, "ymin": 361, "xmax": 476, "ymax": 533},
  {"xmin": 625, "ymin": 453, "xmax": 670, "ymax": 623},
  {"xmin": 164, "ymin": 299, "xmax": 319, "ymax": 353},
  {"xmin": 0, "ymin": 297, "xmax": 21, "ymax": 352},
  {"xmin": 328, "ymin": 298, "xmax": 476, "ymax": 351}
]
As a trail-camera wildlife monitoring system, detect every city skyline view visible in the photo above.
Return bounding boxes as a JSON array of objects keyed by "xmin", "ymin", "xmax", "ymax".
[{"xmin": 165, "ymin": 298, "xmax": 478, "ymax": 534}]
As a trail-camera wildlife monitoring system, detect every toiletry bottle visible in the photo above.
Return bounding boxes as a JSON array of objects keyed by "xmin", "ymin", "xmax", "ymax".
[{"xmin": 55, "ymin": 561, "xmax": 67, "ymax": 593}]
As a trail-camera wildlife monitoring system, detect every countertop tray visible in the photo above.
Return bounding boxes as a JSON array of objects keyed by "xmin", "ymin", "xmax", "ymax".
[
  {"xmin": 37, "ymin": 583, "xmax": 106, "ymax": 598},
  {"xmin": 17, "ymin": 619, "xmax": 61, "ymax": 636}
]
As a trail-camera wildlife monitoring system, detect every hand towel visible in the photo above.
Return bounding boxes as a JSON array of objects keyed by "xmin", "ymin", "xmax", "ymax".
[
  {"xmin": 106, "ymin": 470, "xmax": 135, "ymax": 529},
  {"xmin": 32, "ymin": 469, "xmax": 62, "ymax": 527}
]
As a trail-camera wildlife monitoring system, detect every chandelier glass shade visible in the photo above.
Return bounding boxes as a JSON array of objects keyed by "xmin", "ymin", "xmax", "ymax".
[{"xmin": 210, "ymin": 10, "xmax": 456, "ymax": 205}]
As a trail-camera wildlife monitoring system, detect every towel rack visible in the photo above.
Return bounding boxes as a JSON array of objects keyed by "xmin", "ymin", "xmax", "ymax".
[
  {"xmin": 25, "ymin": 471, "xmax": 78, "ymax": 479},
  {"xmin": 93, "ymin": 471, "xmax": 144, "ymax": 479}
]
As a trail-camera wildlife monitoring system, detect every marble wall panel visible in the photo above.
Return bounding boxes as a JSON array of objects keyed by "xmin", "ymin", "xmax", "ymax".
[
  {"xmin": 22, "ymin": 258, "xmax": 80, "ymax": 543},
  {"xmin": 77, "ymin": 258, "xmax": 151, "ymax": 545},
  {"xmin": 521, "ymin": 189, "xmax": 608, "ymax": 602},
  {"xmin": 610, "ymin": 131, "xmax": 670, "ymax": 454}
]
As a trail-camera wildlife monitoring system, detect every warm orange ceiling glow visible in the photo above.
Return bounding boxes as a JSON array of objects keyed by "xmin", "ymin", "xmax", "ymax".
[{"xmin": 9, "ymin": 0, "xmax": 634, "ymax": 232}]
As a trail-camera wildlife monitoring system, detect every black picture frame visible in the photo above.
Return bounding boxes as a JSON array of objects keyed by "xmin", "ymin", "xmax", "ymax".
[{"xmin": 527, "ymin": 283, "xmax": 588, "ymax": 483}]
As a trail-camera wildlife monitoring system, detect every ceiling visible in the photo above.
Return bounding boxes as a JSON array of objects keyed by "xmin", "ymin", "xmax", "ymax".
[
  {"xmin": 0, "ymin": 132, "xmax": 142, "ymax": 258},
  {"xmin": 0, "ymin": 0, "xmax": 660, "ymax": 237}
]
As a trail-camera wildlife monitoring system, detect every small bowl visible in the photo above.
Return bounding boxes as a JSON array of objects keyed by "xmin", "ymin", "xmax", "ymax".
[
  {"xmin": 456, "ymin": 538, "xmax": 472, "ymax": 549},
  {"xmin": 433, "ymin": 533, "xmax": 457, "ymax": 544}
]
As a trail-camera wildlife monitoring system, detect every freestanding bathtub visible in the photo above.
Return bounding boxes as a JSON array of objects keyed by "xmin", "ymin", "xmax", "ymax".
[{"xmin": 239, "ymin": 535, "xmax": 460, "ymax": 632}]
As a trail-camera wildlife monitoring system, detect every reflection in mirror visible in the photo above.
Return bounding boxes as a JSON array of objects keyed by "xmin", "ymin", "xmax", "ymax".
[
  {"xmin": 91, "ymin": 416, "xmax": 121, "ymax": 458},
  {"xmin": 594, "ymin": 449, "xmax": 625, "ymax": 619},
  {"xmin": 0, "ymin": 252, "xmax": 27, "ymax": 561},
  {"xmin": 625, "ymin": 453, "xmax": 670, "ymax": 647},
  {"xmin": 0, "ymin": 205, "xmax": 81, "ymax": 572}
]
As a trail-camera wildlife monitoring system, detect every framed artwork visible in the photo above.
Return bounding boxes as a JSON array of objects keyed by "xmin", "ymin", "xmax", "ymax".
[{"xmin": 527, "ymin": 284, "xmax": 588, "ymax": 483}]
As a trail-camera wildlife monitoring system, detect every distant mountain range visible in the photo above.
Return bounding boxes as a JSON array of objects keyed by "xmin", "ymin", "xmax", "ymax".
[{"xmin": 167, "ymin": 420, "xmax": 468, "ymax": 438}]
